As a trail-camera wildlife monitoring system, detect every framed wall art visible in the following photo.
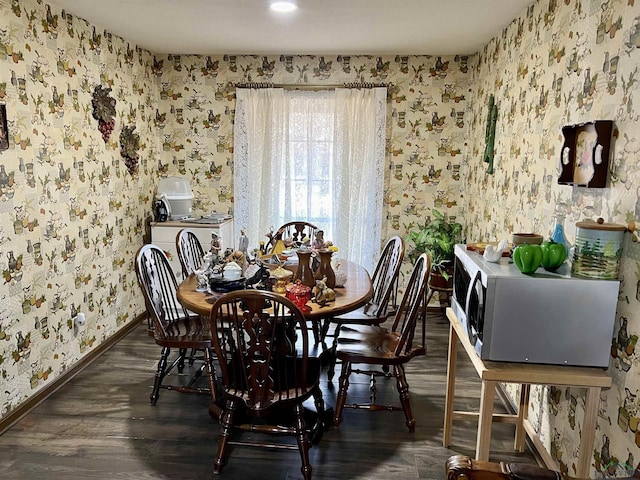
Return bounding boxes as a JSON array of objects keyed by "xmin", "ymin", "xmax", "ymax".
[{"xmin": 558, "ymin": 120, "xmax": 614, "ymax": 188}]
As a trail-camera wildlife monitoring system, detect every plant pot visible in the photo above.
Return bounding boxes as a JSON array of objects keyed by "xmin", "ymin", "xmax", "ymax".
[{"xmin": 429, "ymin": 266, "xmax": 454, "ymax": 290}]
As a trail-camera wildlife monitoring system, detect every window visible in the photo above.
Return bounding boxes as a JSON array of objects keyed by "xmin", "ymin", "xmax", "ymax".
[{"xmin": 234, "ymin": 87, "xmax": 386, "ymax": 271}]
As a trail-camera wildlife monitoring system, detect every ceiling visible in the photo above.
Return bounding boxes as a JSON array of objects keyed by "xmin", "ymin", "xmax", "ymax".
[{"xmin": 46, "ymin": 0, "xmax": 535, "ymax": 56}]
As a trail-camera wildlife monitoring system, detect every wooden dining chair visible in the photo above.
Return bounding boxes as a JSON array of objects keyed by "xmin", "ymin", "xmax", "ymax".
[
  {"xmin": 321, "ymin": 235, "xmax": 405, "ymax": 380},
  {"xmin": 176, "ymin": 228, "xmax": 206, "ymax": 280},
  {"xmin": 266, "ymin": 221, "xmax": 319, "ymax": 253},
  {"xmin": 209, "ymin": 290, "xmax": 327, "ymax": 480},
  {"xmin": 135, "ymin": 244, "xmax": 218, "ymax": 406},
  {"xmin": 445, "ymin": 455, "xmax": 572, "ymax": 480},
  {"xmin": 332, "ymin": 253, "xmax": 430, "ymax": 432}
]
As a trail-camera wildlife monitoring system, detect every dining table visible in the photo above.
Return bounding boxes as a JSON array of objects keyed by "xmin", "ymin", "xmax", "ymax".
[
  {"xmin": 177, "ymin": 258, "xmax": 373, "ymax": 422},
  {"xmin": 177, "ymin": 258, "xmax": 374, "ymax": 344}
]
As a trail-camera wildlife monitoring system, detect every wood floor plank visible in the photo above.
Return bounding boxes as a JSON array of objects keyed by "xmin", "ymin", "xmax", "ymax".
[{"xmin": 0, "ymin": 312, "xmax": 539, "ymax": 479}]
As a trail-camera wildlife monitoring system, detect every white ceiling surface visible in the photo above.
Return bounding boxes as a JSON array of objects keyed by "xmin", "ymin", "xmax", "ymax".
[{"xmin": 46, "ymin": 0, "xmax": 535, "ymax": 56}]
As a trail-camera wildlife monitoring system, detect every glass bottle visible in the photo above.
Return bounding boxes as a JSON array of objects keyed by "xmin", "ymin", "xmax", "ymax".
[{"xmin": 550, "ymin": 202, "xmax": 571, "ymax": 260}]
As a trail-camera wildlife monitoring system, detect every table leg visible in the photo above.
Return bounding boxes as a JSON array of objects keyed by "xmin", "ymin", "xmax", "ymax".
[
  {"xmin": 476, "ymin": 379, "xmax": 497, "ymax": 461},
  {"xmin": 514, "ymin": 383, "xmax": 530, "ymax": 451},
  {"xmin": 310, "ymin": 318, "xmax": 321, "ymax": 344},
  {"xmin": 443, "ymin": 322, "xmax": 458, "ymax": 447},
  {"xmin": 576, "ymin": 386, "xmax": 601, "ymax": 478}
]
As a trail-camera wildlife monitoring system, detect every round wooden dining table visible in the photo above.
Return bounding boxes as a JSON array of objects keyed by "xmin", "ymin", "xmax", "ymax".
[{"xmin": 177, "ymin": 259, "xmax": 373, "ymax": 343}]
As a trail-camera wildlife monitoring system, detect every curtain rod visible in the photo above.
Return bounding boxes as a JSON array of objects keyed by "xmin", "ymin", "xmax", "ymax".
[{"xmin": 234, "ymin": 82, "xmax": 390, "ymax": 91}]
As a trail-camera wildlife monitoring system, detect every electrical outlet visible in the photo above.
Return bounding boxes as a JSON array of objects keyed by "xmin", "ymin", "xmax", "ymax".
[{"xmin": 75, "ymin": 312, "xmax": 86, "ymax": 327}]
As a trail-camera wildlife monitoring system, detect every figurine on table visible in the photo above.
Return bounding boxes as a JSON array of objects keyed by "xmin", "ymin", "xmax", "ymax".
[
  {"xmin": 210, "ymin": 232, "xmax": 222, "ymax": 257},
  {"xmin": 312, "ymin": 230, "xmax": 326, "ymax": 250},
  {"xmin": 238, "ymin": 228, "xmax": 249, "ymax": 255}
]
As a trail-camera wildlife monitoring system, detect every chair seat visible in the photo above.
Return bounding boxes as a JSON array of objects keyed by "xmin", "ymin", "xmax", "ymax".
[
  {"xmin": 332, "ymin": 304, "xmax": 389, "ymax": 325},
  {"xmin": 336, "ymin": 330, "xmax": 426, "ymax": 365},
  {"xmin": 156, "ymin": 317, "xmax": 211, "ymax": 348},
  {"xmin": 159, "ymin": 334, "xmax": 211, "ymax": 349},
  {"xmin": 339, "ymin": 323, "xmax": 388, "ymax": 336}
]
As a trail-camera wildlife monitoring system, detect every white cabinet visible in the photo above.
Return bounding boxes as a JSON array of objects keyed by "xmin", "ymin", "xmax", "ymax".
[{"xmin": 150, "ymin": 219, "xmax": 234, "ymax": 280}]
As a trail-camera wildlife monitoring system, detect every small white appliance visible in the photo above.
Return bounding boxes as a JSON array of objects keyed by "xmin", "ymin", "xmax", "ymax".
[
  {"xmin": 452, "ymin": 244, "xmax": 620, "ymax": 367},
  {"xmin": 156, "ymin": 176, "xmax": 194, "ymax": 220}
]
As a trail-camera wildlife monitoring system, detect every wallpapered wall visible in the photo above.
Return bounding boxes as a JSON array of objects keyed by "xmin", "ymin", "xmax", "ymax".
[
  {"xmin": 2, "ymin": 0, "xmax": 640, "ymax": 477},
  {"xmin": 0, "ymin": 0, "xmax": 468, "ymax": 421},
  {"xmin": 0, "ymin": 0, "xmax": 158, "ymax": 412},
  {"xmin": 464, "ymin": 0, "xmax": 640, "ymax": 477},
  {"xmin": 153, "ymin": 54, "xmax": 469, "ymax": 267}
]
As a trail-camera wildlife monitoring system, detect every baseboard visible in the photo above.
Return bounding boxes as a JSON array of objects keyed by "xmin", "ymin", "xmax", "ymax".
[{"xmin": 0, "ymin": 313, "xmax": 145, "ymax": 436}]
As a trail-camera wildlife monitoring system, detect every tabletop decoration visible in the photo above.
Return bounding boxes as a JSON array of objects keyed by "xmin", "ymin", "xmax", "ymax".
[
  {"xmin": 285, "ymin": 280, "xmax": 311, "ymax": 313},
  {"xmin": 271, "ymin": 265, "xmax": 293, "ymax": 294},
  {"xmin": 293, "ymin": 248, "xmax": 315, "ymax": 288},
  {"xmin": 314, "ymin": 248, "xmax": 336, "ymax": 288},
  {"xmin": 194, "ymin": 251, "xmax": 219, "ymax": 291},
  {"xmin": 312, "ymin": 276, "xmax": 335, "ymax": 306},
  {"xmin": 332, "ymin": 259, "xmax": 348, "ymax": 287},
  {"xmin": 244, "ymin": 260, "xmax": 272, "ymax": 290}
]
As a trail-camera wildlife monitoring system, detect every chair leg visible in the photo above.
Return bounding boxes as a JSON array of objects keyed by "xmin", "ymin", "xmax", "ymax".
[
  {"xmin": 151, "ymin": 346, "xmax": 170, "ymax": 405},
  {"xmin": 326, "ymin": 320, "xmax": 342, "ymax": 382},
  {"xmin": 394, "ymin": 364, "xmax": 415, "ymax": 432},
  {"xmin": 320, "ymin": 317, "xmax": 332, "ymax": 341},
  {"xmin": 333, "ymin": 360, "xmax": 352, "ymax": 427},
  {"xmin": 311, "ymin": 384, "xmax": 332, "ymax": 437},
  {"xmin": 177, "ymin": 348, "xmax": 187, "ymax": 373},
  {"xmin": 294, "ymin": 403, "xmax": 312, "ymax": 480},
  {"xmin": 203, "ymin": 348, "xmax": 218, "ymax": 402},
  {"xmin": 214, "ymin": 399, "xmax": 236, "ymax": 475}
]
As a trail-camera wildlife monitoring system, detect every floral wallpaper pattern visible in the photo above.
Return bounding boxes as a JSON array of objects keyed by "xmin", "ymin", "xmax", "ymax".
[
  {"xmin": 465, "ymin": 0, "xmax": 640, "ymax": 477},
  {"xmin": 1, "ymin": 0, "xmax": 640, "ymax": 477},
  {"xmin": 0, "ymin": 0, "xmax": 468, "ymax": 420},
  {"xmin": 0, "ymin": 0, "xmax": 157, "ymax": 413}
]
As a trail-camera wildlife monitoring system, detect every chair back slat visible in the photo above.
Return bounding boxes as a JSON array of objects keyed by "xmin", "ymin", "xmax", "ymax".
[
  {"xmin": 267, "ymin": 221, "xmax": 319, "ymax": 253},
  {"xmin": 367, "ymin": 236, "xmax": 405, "ymax": 318},
  {"xmin": 390, "ymin": 253, "xmax": 430, "ymax": 356},
  {"xmin": 135, "ymin": 244, "xmax": 192, "ymax": 340},
  {"xmin": 176, "ymin": 228, "xmax": 206, "ymax": 280},
  {"xmin": 210, "ymin": 290, "xmax": 311, "ymax": 413}
]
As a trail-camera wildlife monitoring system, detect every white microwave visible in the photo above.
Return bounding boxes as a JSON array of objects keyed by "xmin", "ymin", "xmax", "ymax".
[{"xmin": 451, "ymin": 244, "xmax": 620, "ymax": 367}]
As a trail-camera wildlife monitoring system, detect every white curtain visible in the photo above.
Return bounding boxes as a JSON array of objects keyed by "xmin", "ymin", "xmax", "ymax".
[{"xmin": 233, "ymin": 87, "xmax": 386, "ymax": 272}]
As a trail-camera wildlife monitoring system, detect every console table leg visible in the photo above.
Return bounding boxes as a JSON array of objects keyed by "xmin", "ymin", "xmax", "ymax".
[
  {"xmin": 443, "ymin": 323, "xmax": 458, "ymax": 447},
  {"xmin": 576, "ymin": 386, "xmax": 601, "ymax": 478},
  {"xmin": 514, "ymin": 383, "xmax": 530, "ymax": 452},
  {"xmin": 477, "ymin": 379, "xmax": 497, "ymax": 461}
]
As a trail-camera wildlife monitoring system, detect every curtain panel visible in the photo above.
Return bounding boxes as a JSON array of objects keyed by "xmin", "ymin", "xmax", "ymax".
[{"xmin": 233, "ymin": 87, "xmax": 386, "ymax": 272}]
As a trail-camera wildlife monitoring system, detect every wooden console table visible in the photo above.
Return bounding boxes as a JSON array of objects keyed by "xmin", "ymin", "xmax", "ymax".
[{"xmin": 443, "ymin": 308, "xmax": 612, "ymax": 478}]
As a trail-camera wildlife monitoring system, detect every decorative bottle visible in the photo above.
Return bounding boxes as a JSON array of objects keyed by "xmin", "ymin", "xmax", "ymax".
[
  {"xmin": 293, "ymin": 249, "xmax": 315, "ymax": 288},
  {"xmin": 550, "ymin": 202, "xmax": 571, "ymax": 260},
  {"xmin": 314, "ymin": 249, "xmax": 336, "ymax": 288}
]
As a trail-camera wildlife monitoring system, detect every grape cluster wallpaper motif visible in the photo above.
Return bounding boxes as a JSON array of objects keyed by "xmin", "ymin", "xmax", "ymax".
[{"xmin": 0, "ymin": 0, "xmax": 639, "ymax": 477}]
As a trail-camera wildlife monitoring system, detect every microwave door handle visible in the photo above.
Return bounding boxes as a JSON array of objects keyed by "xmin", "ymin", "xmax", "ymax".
[{"xmin": 465, "ymin": 271, "xmax": 482, "ymax": 341}]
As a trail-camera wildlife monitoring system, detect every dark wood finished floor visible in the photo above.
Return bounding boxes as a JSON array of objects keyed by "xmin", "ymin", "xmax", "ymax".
[{"xmin": 0, "ymin": 311, "xmax": 538, "ymax": 479}]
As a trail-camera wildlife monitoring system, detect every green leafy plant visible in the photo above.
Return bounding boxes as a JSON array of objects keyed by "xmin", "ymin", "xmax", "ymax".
[{"xmin": 405, "ymin": 210, "xmax": 464, "ymax": 279}]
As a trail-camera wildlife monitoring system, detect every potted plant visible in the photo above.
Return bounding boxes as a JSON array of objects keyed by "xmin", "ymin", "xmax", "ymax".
[{"xmin": 405, "ymin": 209, "xmax": 464, "ymax": 287}]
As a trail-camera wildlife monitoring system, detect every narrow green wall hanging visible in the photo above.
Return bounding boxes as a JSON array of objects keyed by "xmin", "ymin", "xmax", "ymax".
[{"xmin": 483, "ymin": 94, "xmax": 497, "ymax": 174}]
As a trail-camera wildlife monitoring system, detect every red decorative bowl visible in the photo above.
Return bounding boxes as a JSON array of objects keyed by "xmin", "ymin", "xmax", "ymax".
[{"xmin": 285, "ymin": 280, "xmax": 311, "ymax": 313}]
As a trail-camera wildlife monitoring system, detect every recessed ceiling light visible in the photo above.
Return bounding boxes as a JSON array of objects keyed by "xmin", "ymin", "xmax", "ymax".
[{"xmin": 270, "ymin": 1, "xmax": 297, "ymax": 13}]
